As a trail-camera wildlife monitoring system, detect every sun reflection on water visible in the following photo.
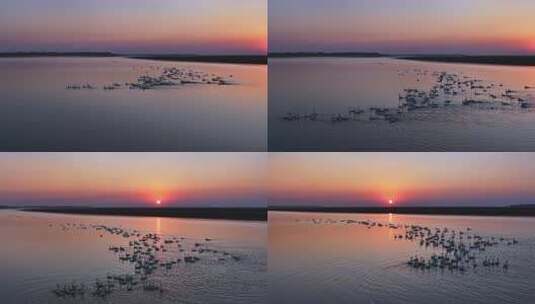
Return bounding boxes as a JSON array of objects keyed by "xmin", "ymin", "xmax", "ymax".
[{"xmin": 156, "ymin": 217, "xmax": 161, "ymax": 235}]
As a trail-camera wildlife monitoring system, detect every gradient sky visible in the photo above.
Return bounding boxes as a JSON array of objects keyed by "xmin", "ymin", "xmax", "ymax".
[
  {"xmin": 0, "ymin": 153, "xmax": 266, "ymax": 207},
  {"xmin": 0, "ymin": 0, "xmax": 266, "ymax": 54},
  {"xmin": 269, "ymin": 0, "xmax": 535, "ymax": 54},
  {"xmin": 269, "ymin": 153, "xmax": 535, "ymax": 207}
]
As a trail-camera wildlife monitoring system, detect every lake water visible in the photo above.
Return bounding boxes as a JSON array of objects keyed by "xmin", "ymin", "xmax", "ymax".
[
  {"xmin": 0, "ymin": 210, "xmax": 266, "ymax": 304},
  {"xmin": 269, "ymin": 211, "xmax": 535, "ymax": 304},
  {"xmin": 0, "ymin": 57, "xmax": 266, "ymax": 151},
  {"xmin": 269, "ymin": 57, "xmax": 535, "ymax": 151}
]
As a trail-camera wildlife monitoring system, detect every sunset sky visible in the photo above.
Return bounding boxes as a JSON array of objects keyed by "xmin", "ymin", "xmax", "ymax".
[
  {"xmin": 269, "ymin": 0, "xmax": 535, "ymax": 54},
  {"xmin": 0, "ymin": 0, "xmax": 267, "ymax": 54},
  {"xmin": 269, "ymin": 153, "xmax": 535, "ymax": 207},
  {"xmin": 0, "ymin": 153, "xmax": 266, "ymax": 207},
  {"xmin": 4, "ymin": 153, "xmax": 535, "ymax": 208}
]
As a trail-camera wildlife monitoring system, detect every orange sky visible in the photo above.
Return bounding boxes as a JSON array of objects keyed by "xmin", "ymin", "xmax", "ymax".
[
  {"xmin": 0, "ymin": 0, "xmax": 267, "ymax": 54},
  {"xmin": 269, "ymin": 0, "xmax": 535, "ymax": 54},
  {"xmin": 269, "ymin": 153, "xmax": 535, "ymax": 207},
  {"xmin": 0, "ymin": 153, "xmax": 267, "ymax": 207},
  {"xmin": 3, "ymin": 153, "xmax": 535, "ymax": 208}
]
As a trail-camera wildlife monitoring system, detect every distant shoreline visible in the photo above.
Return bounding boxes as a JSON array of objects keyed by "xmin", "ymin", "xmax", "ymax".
[
  {"xmin": 0, "ymin": 52, "xmax": 117, "ymax": 58},
  {"xmin": 268, "ymin": 52, "xmax": 535, "ymax": 66},
  {"xmin": 269, "ymin": 52, "xmax": 383, "ymax": 58},
  {"xmin": 24, "ymin": 207, "xmax": 267, "ymax": 221},
  {"xmin": 269, "ymin": 206, "xmax": 535, "ymax": 217},
  {"xmin": 399, "ymin": 55, "xmax": 535, "ymax": 66},
  {"xmin": 0, "ymin": 52, "xmax": 267, "ymax": 65},
  {"xmin": 130, "ymin": 55, "xmax": 267, "ymax": 65},
  {"xmin": 3, "ymin": 52, "xmax": 535, "ymax": 66}
]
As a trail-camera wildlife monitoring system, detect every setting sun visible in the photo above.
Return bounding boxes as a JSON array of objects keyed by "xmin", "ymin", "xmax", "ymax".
[
  {"xmin": 156, "ymin": 200, "xmax": 162, "ymax": 205},
  {"xmin": 388, "ymin": 199, "xmax": 394, "ymax": 205}
]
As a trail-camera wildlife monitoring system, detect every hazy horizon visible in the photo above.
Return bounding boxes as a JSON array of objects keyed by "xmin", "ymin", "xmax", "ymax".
[
  {"xmin": 269, "ymin": 153, "xmax": 535, "ymax": 207},
  {"xmin": 269, "ymin": 203, "xmax": 534, "ymax": 208},
  {"xmin": 0, "ymin": 153, "xmax": 267, "ymax": 208},
  {"xmin": 1, "ymin": 0, "xmax": 267, "ymax": 55},
  {"xmin": 4, "ymin": 153, "xmax": 535, "ymax": 208},
  {"xmin": 269, "ymin": 0, "xmax": 535, "ymax": 55},
  {"xmin": 267, "ymin": 51, "xmax": 535, "ymax": 56},
  {"xmin": 0, "ymin": 51, "xmax": 267, "ymax": 56}
]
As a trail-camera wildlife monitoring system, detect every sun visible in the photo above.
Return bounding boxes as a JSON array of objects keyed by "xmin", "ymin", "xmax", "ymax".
[
  {"xmin": 156, "ymin": 200, "xmax": 162, "ymax": 205},
  {"xmin": 388, "ymin": 199, "xmax": 394, "ymax": 205}
]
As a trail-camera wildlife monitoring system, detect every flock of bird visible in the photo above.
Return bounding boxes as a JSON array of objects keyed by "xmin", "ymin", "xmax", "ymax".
[
  {"xmin": 66, "ymin": 66, "xmax": 235, "ymax": 91},
  {"xmin": 50, "ymin": 222, "xmax": 242, "ymax": 298},
  {"xmin": 282, "ymin": 67, "xmax": 535, "ymax": 124},
  {"xmin": 303, "ymin": 218, "xmax": 519, "ymax": 274}
]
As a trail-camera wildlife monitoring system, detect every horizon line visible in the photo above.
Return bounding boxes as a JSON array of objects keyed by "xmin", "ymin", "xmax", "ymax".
[
  {"xmin": 0, "ymin": 51, "xmax": 267, "ymax": 56},
  {"xmin": 269, "ymin": 204, "xmax": 535, "ymax": 208},
  {"xmin": 268, "ymin": 51, "xmax": 535, "ymax": 56}
]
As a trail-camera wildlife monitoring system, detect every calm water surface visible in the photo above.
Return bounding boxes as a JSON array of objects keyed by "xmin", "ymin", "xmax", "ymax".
[
  {"xmin": 269, "ymin": 211, "xmax": 535, "ymax": 304},
  {"xmin": 0, "ymin": 210, "xmax": 266, "ymax": 304},
  {"xmin": 0, "ymin": 57, "xmax": 266, "ymax": 151},
  {"xmin": 269, "ymin": 58, "xmax": 535, "ymax": 151}
]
